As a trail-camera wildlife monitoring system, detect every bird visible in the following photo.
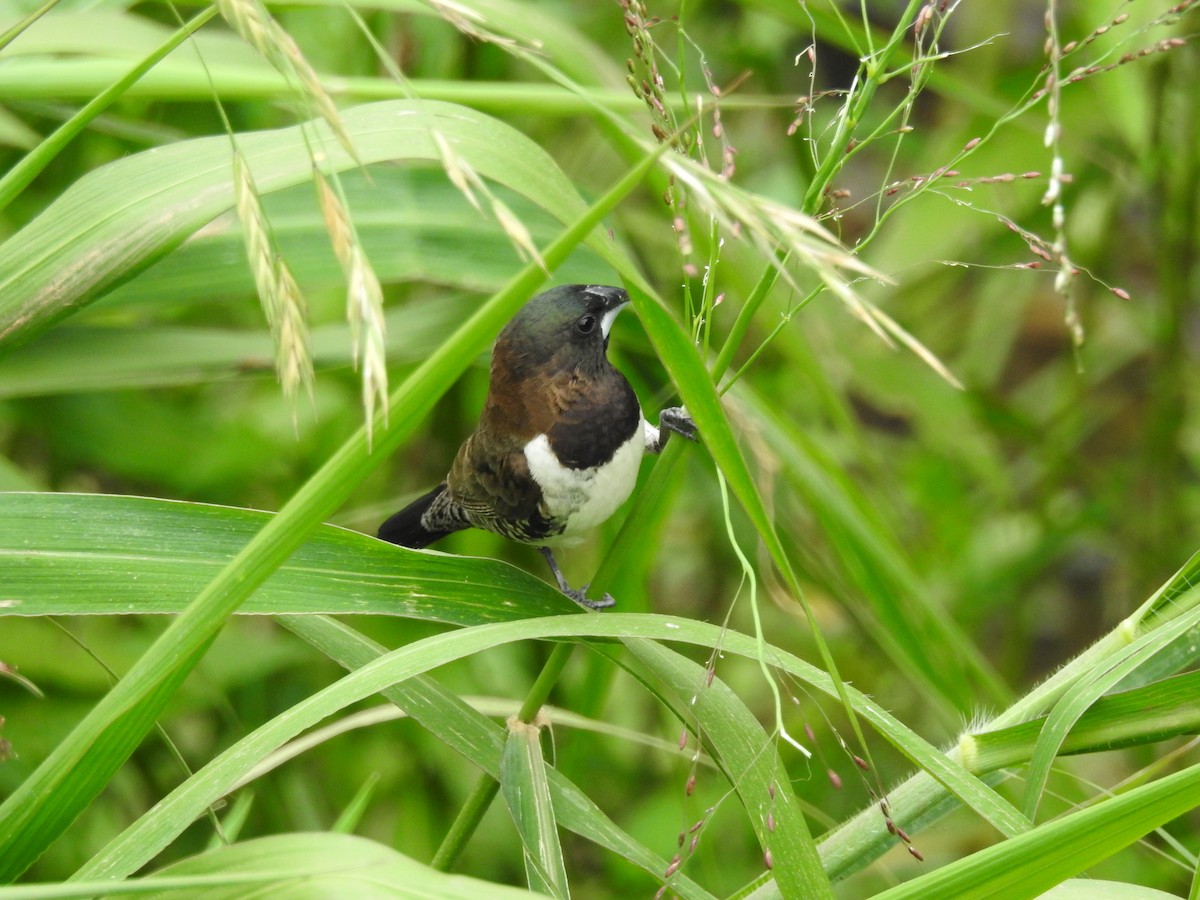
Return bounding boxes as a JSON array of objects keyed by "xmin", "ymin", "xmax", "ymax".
[{"xmin": 377, "ymin": 283, "xmax": 697, "ymax": 609}]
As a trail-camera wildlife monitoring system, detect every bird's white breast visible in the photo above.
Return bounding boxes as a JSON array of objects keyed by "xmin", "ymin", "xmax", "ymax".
[{"xmin": 524, "ymin": 417, "xmax": 645, "ymax": 543}]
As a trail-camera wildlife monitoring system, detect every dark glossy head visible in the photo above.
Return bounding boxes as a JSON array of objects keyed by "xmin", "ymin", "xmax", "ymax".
[{"xmin": 495, "ymin": 284, "xmax": 629, "ymax": 376}]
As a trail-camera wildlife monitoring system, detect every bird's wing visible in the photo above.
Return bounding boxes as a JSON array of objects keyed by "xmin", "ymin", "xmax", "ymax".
[{"xmin": 448, "ymin": 431, "xmax": 562, "ymax": 541}]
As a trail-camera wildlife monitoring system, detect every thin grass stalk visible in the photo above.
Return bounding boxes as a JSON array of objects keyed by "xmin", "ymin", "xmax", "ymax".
[{"xmin": 0, "ymin": 6, "xmax": 219, "ymax": 213}]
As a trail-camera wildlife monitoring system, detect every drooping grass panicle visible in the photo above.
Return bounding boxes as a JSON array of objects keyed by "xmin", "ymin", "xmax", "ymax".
[
  {"xmin": 273, "ymin": 257, "xmax": 315, "ymax": 410},
  {"xmin": 232, "ymin": 150, "xmax": 276, "ymax": 326},
  {"xmin": 314, "ymin": 168, "xmax": 388, "ymax": 442},
  {"xmin": 431, "ymin": 129, "xmax": 545, "ymax": 269},
  {"xmin": 348, "ymin": 245, "xmax": 389, "ymax": 445},
  {"xmin": 1040, "ymin": 0, "xmax": 1081, "ymax": 348},
  {"xmin": 315, "ymin": 167, "xmax": 355, "ymax": 271},
  {"xmin": 319, "ymin": 1, "xmax": 549, "ymax": 433},
  {"xmin": 231, "ymin": 150, "xmax": 314, "ymax": 411},
  {"xmin": 423, "ymin": 0, "xmax": 520, "ymax": 48},
  {"xmin": 659, "ymin": 151, "xmax": 912, "ymax": 354},
  {"xmin": 214, "ymin": 0, "xmax": 357, "ymax": 162}
]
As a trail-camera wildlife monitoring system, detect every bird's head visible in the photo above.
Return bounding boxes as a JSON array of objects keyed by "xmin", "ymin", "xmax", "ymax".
[{"xmin": 494, "ymin": 284, "xmax": 630, "ymax": 377}]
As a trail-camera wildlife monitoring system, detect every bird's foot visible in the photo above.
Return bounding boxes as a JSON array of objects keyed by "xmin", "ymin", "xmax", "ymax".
[
  {"xmin": 562, "ymin": 585, "xmax": 617, "ymax": 611},
  {"xmin": 652, "ymin": 406, "xmax": 698, "ymax": 451},
  {"xmin": 538, "ymin": 546, "xmax": 615, "ymax": 610}
]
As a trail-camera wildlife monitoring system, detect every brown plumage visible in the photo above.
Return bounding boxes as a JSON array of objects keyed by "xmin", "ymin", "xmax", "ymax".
[{"xmin": 378, "ymin": 284, "xmax": 696, "ymax": 607}]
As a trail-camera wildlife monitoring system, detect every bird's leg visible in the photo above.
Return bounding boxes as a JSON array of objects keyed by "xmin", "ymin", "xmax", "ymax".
[
  {"xmin": 537, "ymin": 546, "xmax": 615, "ymax": 610},
  {"xmin": 645, "ymin": 406, "xmax": 699, "ymax": 454}
]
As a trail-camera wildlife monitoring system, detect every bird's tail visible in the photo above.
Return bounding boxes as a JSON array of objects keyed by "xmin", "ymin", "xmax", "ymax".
[{"xmin": 377, "ymin": 484, "xmax": 455, "ymax": 549}]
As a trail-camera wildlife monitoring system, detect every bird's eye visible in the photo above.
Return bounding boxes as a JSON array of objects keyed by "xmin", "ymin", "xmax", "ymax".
[{"xmin": 576, "ymin": 314, "xmax": 598, "ymax": 335}]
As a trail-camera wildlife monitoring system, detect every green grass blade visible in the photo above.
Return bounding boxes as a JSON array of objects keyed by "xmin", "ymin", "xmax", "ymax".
[
  {"xmin": 0, "ymin": 130, "xmax": 664, "ymax": 880},
  {"xmin": 501, "ymin": 720, "xmax": 570, "ymax": 898},
  {"xmin": 967, "ymin": 671, "xmax": 1200, "ymax": 772},
  {"xmin": 330, "ymin": 773, "xmax": 380, "ymax": 835},
  {"xmin": 0, "ymin": 492, "xmax": 572, "ymax": 622},
  {"xmin": 1022, "ymin": 600, "xmax": 1200, "ymax": 819},
  {"xmin": 0, "ymin": 7, "xmax": 218, "ymax": 214},
  {"xmin": 0, "ymin": 99, "xmax": 602, "ymax": 349},
  {"xmin": 75, "ymin": 614, "xmax": 714, "ymax": 898},
  {"xmin": 621, "ymin": 639, "xmax": 831, "ymax": 899},
  {"xmin": 871, "ymin": 761, "xmax": 1200, "ymax": 900}
]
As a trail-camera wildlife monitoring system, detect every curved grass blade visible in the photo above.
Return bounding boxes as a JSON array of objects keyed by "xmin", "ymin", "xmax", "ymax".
[
  {"xmin": 1021, "ymin": 600, "xmax": 1200, "ymax": 819},
  {"xmin": 0, "ymin": 492, "xmax": 574, "ymax": 623},
  {"xmin": 501, "ymin": 719, "xmax": 570, "ymax": 898},
  {"xmin": 872, "ymin": 760, "xmax": 1200, "ymax": 900},
  {"xmin": 71, "ymin": 614, "xmax": 714, "ymax": 898},
  {"xmin": 0, "ymin": 492, "xmax": 1027, "ymax": 873},
  {"xmin": 109, "ymin": 832, "xmax": 540, "ymax": 899},
  {"xmin": 0, "ymin": 134, "xmax": 666, "ymax": 881},
  {"xmin": 619, "ymin": 640, "xmax": 832, "ymax": 899},
  {"xmin": 0, "ymin": 99, "xmax": 603, "ymax": 349},
  {"xmin": 0, "ymin": 7, "xmax": 218, "ymax": 214},
  {"xmin": 37, "ymin": 612, "xmax": 1027, "ymax": 896}
]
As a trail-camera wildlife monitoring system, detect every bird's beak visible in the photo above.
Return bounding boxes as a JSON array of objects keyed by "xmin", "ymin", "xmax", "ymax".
[{"xmin": 583, "ymin": 285, "xmax": 630, "ymax": 340}]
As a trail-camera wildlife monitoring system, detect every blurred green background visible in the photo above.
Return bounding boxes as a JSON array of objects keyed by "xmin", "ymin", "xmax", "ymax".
[{"xmin": 0, "ymin": 0, "xmax": 1197, "ymax": 896}]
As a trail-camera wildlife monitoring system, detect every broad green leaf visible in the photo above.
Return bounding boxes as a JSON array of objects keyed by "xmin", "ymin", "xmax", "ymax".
[
  {"xmin": 0, "ymin": 99, "xmax": 606, "ymax": 348},
  {"xmin": 0, "ymin": 301, "xmax": 471, "ymax": 398},
  {"xmin": 501, "ymin": 719, "xmax": 570, "ymax": 899},
  {"xmin": 0, "ymin": 492, "xmax": 574, "ymax": 622},
  {"xmin": 110, "ymin": 832, "xmax": 539, "ymax": 899},
  {"xmin": 1, "ymin": 493, "xmax": 1026, "ymax": 882},
  {"xmin": 91, "ymin": 168, "xmax": 610, "ymax": 310}
]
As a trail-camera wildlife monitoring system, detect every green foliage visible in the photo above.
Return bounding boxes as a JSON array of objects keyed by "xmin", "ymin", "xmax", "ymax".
[{"xmin": 1, "ymin": 0, "xmax": 1199, "ymax": 897}]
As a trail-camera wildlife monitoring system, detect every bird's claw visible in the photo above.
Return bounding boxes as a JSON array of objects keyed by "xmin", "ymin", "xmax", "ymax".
[
  {"xmin": 660, "ymin": 406, "xmax": 699, "ymax": 443},
  {"xmin": 538, "ymin": 546, "xmax": 615, "ymax": 610},
  {"xmin": 563, "ymin": 585, "xmax": 616, "ymax": 611}
]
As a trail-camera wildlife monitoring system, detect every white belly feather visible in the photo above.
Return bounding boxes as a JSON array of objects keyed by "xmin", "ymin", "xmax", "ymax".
[{"xmin": 524, "ymin": 417, "xmax": 646, "ymax": 543}]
